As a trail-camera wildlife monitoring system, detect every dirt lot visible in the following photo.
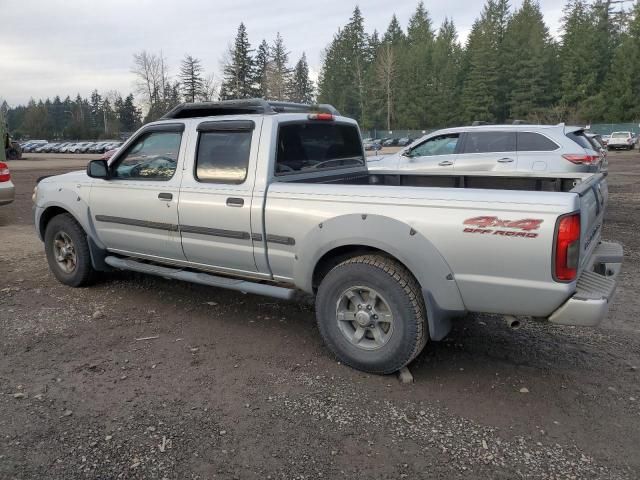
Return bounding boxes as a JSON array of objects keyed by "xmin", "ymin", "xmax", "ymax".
[{"xmin": 1, "ymin": 152, "xmax": 639, "ymax": 479}]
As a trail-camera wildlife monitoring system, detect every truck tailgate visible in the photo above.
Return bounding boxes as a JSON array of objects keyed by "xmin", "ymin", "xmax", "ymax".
[{"xmin": 573, "ymin": 173, "xmax": 608, "ymax": 273}]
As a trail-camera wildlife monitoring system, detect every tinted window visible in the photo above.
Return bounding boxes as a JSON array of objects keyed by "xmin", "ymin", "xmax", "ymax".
[
  {"xmin": 566, "ymin": 131, "xmax": 593, "ymax": 150},
  {"xmin": 276, "ymin": 122, "xmax": 364, "ymax": 175},
  {"xmin": 114, "ymin": 132, "xmax": 181, "ymax": 180},
  {"xmin": 195, "ymin": 131, "xmax": 252, "ymax": 184},
  {"xmin": 517, "ymin": 132, "xmax": 559, "ymax": 151},
  {"xmin": 462, "ymin": 131, "xmax": 516, "ymax": 154},
  {"xmin": 410, "ymin": 134, "xmax": 459, "ymax": 157}
]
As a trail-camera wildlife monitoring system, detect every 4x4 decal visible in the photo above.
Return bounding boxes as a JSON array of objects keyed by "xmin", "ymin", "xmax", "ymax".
[{"xmin": 463, "ymin": 216, "xmax": 543, "ymax": 238}]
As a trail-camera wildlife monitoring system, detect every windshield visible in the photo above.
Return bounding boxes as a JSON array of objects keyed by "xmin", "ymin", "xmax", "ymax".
[
  {"xmin": 275, "ymin": 122, "xmax": 364, "ymax": 175},
  {"xmin": 611, "ymin": 132, "xmax": 629, "ymax": 139}
]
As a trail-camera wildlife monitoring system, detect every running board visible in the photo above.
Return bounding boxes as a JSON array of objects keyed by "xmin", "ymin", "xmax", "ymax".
[{"xmin": 104, "ymin": 256, "xmax": 297, "ymax": 300}]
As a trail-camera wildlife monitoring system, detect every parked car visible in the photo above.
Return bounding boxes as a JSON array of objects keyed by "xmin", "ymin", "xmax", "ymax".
[
  {"xmin": 601, "ymin": 134, "xmax": 610, "ymax": 147},
  {"xmin": 382, "ymin": 138, "xmax": 399, "ymax": 147},
  {"xmin": 22, "ymin": 140, "xmax": 48, "ymax": 152},
  {"xmin": 397, "ymin": 137, "xmax": 412, "ymax": 147},
  {"xmin": 363, "ymin": 140, "xmax": 381, "ymax": 151},
  {"xmin": 607, "ymin": 131, "xmax": 635, "ymax": 150},
  {"xmin": 368, "ymin": 124, "xmax": 604, "ymax": 174},
  {"xmin": 33, "ymin": 99, "xmax": 622, "ymax": 374},
  {"xmin": 0, "ymin": 161, "xmax": 15, "ymax": 206}
]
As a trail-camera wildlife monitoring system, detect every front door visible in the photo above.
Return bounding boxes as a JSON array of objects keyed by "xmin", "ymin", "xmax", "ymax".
[
  {"xmin": 400, "ymin": 133, "xmax": 460, "ymax": 171},
  {"xmin": 90, "ymin": 124, "xmax": 187, "ymax": 261},
  {"xmin": 178, "ymin": 119, "xmax": 261, "ymax": 275}
]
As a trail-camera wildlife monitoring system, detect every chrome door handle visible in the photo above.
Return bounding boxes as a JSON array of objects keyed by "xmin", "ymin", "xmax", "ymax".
[
  {"xmin": 438, "ymin": 161, "xmax": 454, "ymax": 166},
  {"xmin": 226, "ymin": 197, "xmax": 244, "ymax": 207},
  {"xmin": 497, "ymin": 158, "xmax": 514, "ymax": 163},
  {"xmin": 158, "ymin": 192, "xmax": 173, "ymax": 201}
]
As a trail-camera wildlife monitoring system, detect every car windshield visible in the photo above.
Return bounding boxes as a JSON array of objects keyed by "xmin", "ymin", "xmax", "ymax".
[{"xmin": 611, "ymin": 132, "xmax": 629, "ymax": 139}]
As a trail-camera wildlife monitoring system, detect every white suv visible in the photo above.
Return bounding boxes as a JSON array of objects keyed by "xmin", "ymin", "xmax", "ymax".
[
  {"xmin": 368, "ymin": 124, "xmax": 604, "ymax": 173},
  {"xmin": 607, "ymin": 131, "xmax": 635, "ymax": 151}
]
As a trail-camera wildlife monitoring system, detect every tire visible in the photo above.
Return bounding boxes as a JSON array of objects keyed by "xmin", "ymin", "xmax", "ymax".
[
  {"xmin": 44, "ymin": 213, "xmax": 95, "ymax": 287},
  {"xmin": 315, "ymin": 254, "xmax": 428, "ymax": 374},
  {"xmin": 6, "ymin": 148, "xmax": 19, "ymax": 160}
]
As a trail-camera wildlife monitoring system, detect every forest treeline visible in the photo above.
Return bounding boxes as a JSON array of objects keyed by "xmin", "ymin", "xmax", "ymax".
[{"xmin": 3, "ymin": 0, "xmax": 640, "ymax": 139}]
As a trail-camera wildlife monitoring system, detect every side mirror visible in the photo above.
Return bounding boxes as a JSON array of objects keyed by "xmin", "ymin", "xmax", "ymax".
[
  {"xmin": 87, "ymin": 159, "xmax": 110, "ymax": 179},
  {"xmin": 401, "ymin": 150, "xmax": 413, "ymax": 158}
]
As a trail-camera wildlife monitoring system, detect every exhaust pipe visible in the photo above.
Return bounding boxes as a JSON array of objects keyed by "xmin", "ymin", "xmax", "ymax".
[{"xmin": 504, "ymin": 315, "xmax": 521, "ymax": 330}]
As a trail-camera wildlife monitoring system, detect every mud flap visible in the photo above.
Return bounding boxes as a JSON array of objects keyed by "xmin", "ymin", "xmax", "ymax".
[{"xmin": 423, "ymin": 290, "xmax": 462, "ymax": 341}]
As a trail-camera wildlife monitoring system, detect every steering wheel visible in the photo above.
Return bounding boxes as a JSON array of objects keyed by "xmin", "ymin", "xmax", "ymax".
[{"xmin": 130, "ymin": 155, "xmax": 176, "ymax": 177}]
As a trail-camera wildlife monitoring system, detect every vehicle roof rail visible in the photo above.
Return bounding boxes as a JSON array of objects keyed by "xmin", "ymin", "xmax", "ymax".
[{"xmin": 161, "ymin": 98, "xmax": 340, "ymax": 119}]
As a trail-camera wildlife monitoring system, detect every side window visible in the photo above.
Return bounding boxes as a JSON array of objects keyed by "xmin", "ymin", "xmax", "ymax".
[
  {"xmin": 517, "ymin": 132, "xmax": 559, "ymax": 151},
  {"xmin": 461, "ymin": 131, "xmax": 516, "ymax": 154},
  {"xmin": 410, "ymin": 134, "xmax": 459, "ymax": 157},
  {"xmin": 114, "ymin": 131, "xmax": 182, "ymax": 180},
  {"xmin": 195, "ymin": 130, "xmax": 252, "ymax": 184}
]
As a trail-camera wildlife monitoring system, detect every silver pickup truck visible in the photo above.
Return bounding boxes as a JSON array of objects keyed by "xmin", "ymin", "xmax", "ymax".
[{"xmin": 33, "ymin": 99, "xmax": 623, "ymax": 374}]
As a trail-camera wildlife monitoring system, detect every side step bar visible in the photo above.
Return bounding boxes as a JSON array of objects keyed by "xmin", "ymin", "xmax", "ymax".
[{"xmin": 104, "ymin": 256, "xmax": 297, "ymax": 301}]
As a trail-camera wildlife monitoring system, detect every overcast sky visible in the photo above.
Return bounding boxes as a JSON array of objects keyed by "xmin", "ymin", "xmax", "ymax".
[{"xmin": 1, "ymin": 0, "xmax": 565, "ymax": 106}]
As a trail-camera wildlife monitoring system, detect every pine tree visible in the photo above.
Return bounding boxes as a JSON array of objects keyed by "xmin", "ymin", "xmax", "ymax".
[
  {"xmin": 397, "ymin": 3, "xmax": 435, "ymax": 129},
  {"xmin": 266, "ymin": 33, "xmax": 292, "ymax": 101},
  {"xmin": 290, "ymin": 53, "xmax": 314, "ymax": 103},
  {"xmin": 220, "ymin": 23, "xmax": 255, "ymax": 100},
  {"xmin": 118, "ymin": 94, "xmax": 141, "ymax": 132},
  {"xmin": 318, "ymin": 7, "xmax": 371, "ymax": 126},
  {"xmin": 179, "ymin": 55, "xmax": 205, "ymax": 103},
  {"xmin": 254, "ymin": 40, "xmax": 270, "ymax": 98},
  {"xmin": 460, "ymin": 0, "xmax": 510, "ymax": 123},
  {"xmin": 429, "ymin": 19, "xmax": 463, "ymax": 127},
  {"xmin": 503, "ymin": 0, "xmax": 555, "ymax": 120}
]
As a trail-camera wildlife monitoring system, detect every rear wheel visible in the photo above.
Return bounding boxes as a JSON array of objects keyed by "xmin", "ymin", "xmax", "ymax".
[
  {"xmin": 316, "ymin": 255, "xmax": 428, "ymax": 374},
  {"xmin": 44, "ymin": 213, "xmax": 95, "ymax": 287}
]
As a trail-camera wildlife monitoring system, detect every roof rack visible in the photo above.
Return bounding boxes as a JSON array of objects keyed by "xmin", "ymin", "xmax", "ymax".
[{"xmin": 161, "ymin": 98, "xmax": 340, "ymax": 120}]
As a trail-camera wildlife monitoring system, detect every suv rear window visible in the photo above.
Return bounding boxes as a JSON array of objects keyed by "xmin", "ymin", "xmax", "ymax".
[
  {"xmin": 517, "ymin": 132, "xmax": 558, "ymax": 151},
  {"xmin": 276, "ymin": 122, "xmax": 364, "ymax": 175},
  {"xmin": 566, "ymin": 131, "xmax": 593, "ymax": 150},
  {"xmin": 461, "ymin": 131, "xmax": 516, "ymax": 154}
]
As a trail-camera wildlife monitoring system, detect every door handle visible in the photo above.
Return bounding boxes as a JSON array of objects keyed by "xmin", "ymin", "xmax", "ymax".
[
  {"xmin": 226, "ymin": 197, "xmax": 244, "ymax": 207},
  {"xmin": 158, "ymin": 192, "xmax": 173, "ymax": 201},
  {"xmin": 438, "ymin": 161, "xmax": 454, "ymax": 166},
  {"xmin": 497, "ymin": 158, "xmax": 514, "ymax": 163}
]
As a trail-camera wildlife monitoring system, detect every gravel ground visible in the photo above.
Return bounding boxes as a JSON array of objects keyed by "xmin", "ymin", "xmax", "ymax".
[{"xmin": 0, "ymin": 151, "xmax": 638, "ymax": 479}]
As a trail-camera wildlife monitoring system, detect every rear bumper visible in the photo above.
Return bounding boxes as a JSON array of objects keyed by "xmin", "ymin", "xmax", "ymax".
[
  {"xmin": 548, "ymin": 241, "xmax": 623, "ymax": 327},
  {"xmin": 0, "ymin": 181, "xmax": 15, "ymax": 206}
]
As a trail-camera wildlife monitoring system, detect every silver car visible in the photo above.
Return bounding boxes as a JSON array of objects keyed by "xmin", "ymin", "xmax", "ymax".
[
  {"xmin": 368, "ymin": 124, "xmax": 603, "ymax": 173},
  {"xmin": 0, "ymin": 162, "xmax": 15, "ymax": 206}
]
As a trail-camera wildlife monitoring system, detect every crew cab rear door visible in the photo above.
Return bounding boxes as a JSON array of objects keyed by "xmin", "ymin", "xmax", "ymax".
[{"xmin": 178, "ymin": 118, "xmax": 263, "ymax": 275}]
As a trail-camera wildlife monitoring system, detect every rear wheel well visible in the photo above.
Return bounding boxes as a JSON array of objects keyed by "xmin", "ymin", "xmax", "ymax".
[
  {"xmin": 312, "ymin": 245, "xmax": 417, "ymax": 291},
  {"xmin": 39, "ymin": 206, "xmax": 71, "ymax": 238}
]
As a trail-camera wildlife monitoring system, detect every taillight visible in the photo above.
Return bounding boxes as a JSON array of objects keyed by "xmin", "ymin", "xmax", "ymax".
[
  {"xmin": 562, "ymin": 154, "xmax": 599, "ymax": 165},
  {"xmin": 554, "ymin": 213, "xmax": 581, "ymax": 282},
  {"xmin": 0, "ymin": 162, "xmax": 10, "ymax": 182},
  {"xmin": 307, "ymin": 113, "xmax": 334, "ymax": 121}
]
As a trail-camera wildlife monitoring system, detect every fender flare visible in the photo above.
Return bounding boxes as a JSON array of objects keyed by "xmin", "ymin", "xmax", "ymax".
[{"xmin": 293, "ymin": 214, "xmax": 466, "ymax": 340}]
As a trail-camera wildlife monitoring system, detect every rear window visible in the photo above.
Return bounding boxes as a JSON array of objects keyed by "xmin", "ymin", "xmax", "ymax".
[
  {"xmin": 276, "ymin": 122, "xmax": 364, "ymax": 175},
  {"xmin": 566, "ymin": 131, "xmax": 593, "ymax": 150},
  {"xmin": 461, "ymin": 131, "xmax": 516, "ymax": 154},
  {"xmin": 517, "ymin": 132, "xmax": 558, "ymax": 151},
  {"xmin": 611, "ymin": 132, "xmax": 629, "ymax": 139}
]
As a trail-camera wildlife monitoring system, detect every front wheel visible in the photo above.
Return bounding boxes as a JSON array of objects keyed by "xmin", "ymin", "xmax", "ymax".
[
  {"xmin": 44, "ymin": 213, "xmax": 96, "ymax": 287},
  {"xmin": 316, "ymin": 255, "xmax": 428, "ymax": 374}
]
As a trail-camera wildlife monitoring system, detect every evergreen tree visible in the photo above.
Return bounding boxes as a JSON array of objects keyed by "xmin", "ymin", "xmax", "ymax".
[
  {"xmin": 179, "ymin": 55, "xmax": 205, "ymax": 102},
  {"xmin": 397, "ymin": 3, "xmax": 435, "ymax": 129},
  {"xmin": 118, "ymin": 94, "xmax": 141, "ymax": 132},
  {"xmin": 254, "ymin": 39, "xmax": 270, "ymax": 98},
  {"xmin": 266, "ymin": 33, "xmax": 292, "ymax": 101},
  {"xmin": 290, "ymin": 53, "xmax": 314, "ymax": 103},
  {"xmin": 503, "ymin": 0, "xmax": 555, "ymax": 120},
  {"xmin": 460, "ymin": 0, "xmax": 510, "ymax": 123},
  {"xmin": 219, "ymin": 23, "xmax": 255, "ymax": 100},
  {"xmin": 429, "ymin": 19, "xmax": 463, "ymax": 127},
  {"xmin": 318, "ymin": 7, "xmax": 371, "ymax": 126}
]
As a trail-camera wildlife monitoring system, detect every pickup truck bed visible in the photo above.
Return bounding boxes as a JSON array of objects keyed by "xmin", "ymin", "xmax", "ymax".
[{"xmin": 33, "ymin": 100, "xmax": 623, "ymax": 375}]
